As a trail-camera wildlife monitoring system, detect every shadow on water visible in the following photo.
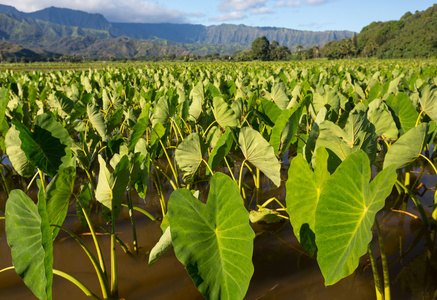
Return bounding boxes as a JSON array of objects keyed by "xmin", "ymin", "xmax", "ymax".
[{"xmin": 0, "ymin": 166, "xmax": 436, "ymax": 299}]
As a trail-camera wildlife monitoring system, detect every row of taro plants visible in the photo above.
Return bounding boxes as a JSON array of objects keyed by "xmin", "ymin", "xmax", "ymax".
[{"xmin": 0, "ymin": 60, "xmax": 436, "ymax": 299}]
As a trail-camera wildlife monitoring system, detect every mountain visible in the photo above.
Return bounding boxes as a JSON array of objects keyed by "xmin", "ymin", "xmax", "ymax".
[
  {"xmin": 322, "ymin": 4, "xmax": 437, "ymax": 59},
  {"xmin": 112, "ymin": 23, "xmax": 354, "ymax": 47},
  {"xmin": 0, "ymin": 4, "xmax": 355, "ymax": 58}
]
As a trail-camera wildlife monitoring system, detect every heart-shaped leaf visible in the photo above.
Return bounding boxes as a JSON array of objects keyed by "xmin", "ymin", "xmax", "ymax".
[
  {"xmin": 212, "ymin": 96, "xmax": 238, "ymax": 129},
  {"xmin": 315, "ymin": 151, "xmax": 397, "ymax": 285},
  {"xmin": 419, "ymin": 84, "xmax": 437, "ymax": 123},
  {"xmin": 239, "ymin": 127, "xmax": 281, "ymax": 187},
  {"xmin": 168, "ymin": 172, "xmax": 254, "ymax": 300},
  {"xmin": 386, "ymin": 93, "xmax": 418, "ymax": 136},
  {"xmin": 383, "ymin": 123, "xmax": 429, "ymax": 170},
  {"xmin": 175, "ymin": 133, "xmax": 206, "ymax": 182},
  {"xmin": 8, "ymin": 114, "xmax": 72, "ymax": 177},
  {"xmin": 286, "ymin": 147, "xmax": 330, "ymax": 255},
  {"xmin": 207, "ymin": 127, "xmax": 233, "ymax": 175},
  {"xmin": 87, "ymin": 103, "xmax": 107, "ymax": 140},
  {"xmin": 96, "ymin": 155, "xmax": 130, "ymax": 221},
  {"xmin": 5, "ymin": 189, "xmax": 53, "ymax": 300}
]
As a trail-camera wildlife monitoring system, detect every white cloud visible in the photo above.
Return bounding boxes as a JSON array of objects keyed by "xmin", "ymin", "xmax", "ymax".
[
  {"xmin": 306, "ymin": 0, "xmax": 328, "ymax": 5},
  {"xmin": 275, "ymin": 0, "xmax": 329, "ymax": 8},
  {"xmin": 275, "ymin": 1, "xmax": 301, "ymax": 8},
  {"xmin": 210, "ymin": 11, "xmax": 246, "ymax": 21},
  {"xmin": 219, "ymin": 0, "xmax": 267, "ymax": 12},
  {"xmin": 251, "ymin": 7, "xmax": 275, "ymax": 14},
  {"xmin": 0, "ymin": 0, "xmax": 191, "ymax": 23}
]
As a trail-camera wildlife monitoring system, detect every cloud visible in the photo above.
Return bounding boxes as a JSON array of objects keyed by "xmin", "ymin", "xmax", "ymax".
[
  {"xmin": 210, "ymin": 11, "xmax": 246, "ymax": 22},
  {"xmin": 0, "ymin": 0, "xmax": 192, "ymax": 23},
  {"xmin": 219, "ymin": 0, "xmax": 267, "ymax": 12},
  {"xmin": 275, "ymin": 1, "xmax": 301, "ymax": 8},
  {"xmin": 251, "ymin": 7, "xmax": 275, "ymax": 14},
  {"xmin": 275, "ymin": 0, "xmax": 329, "ymax": 7}
]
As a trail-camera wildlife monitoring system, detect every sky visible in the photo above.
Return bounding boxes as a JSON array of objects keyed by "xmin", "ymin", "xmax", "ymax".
[{"xmin": 0, "ymin": 0, "xmax": 436, "ymax": 32}]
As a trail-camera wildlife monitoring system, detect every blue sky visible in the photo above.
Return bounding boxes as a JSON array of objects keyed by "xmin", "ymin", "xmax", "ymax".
[{"xmin": 1, "ymin": 0, "xmax": 436, "ymax": 32}]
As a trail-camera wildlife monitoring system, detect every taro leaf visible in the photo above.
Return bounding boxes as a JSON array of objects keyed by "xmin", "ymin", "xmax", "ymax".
[
  {"xmin": 96, "ymin": 155, "xmax": 130, "ymax": 221},
  {"xmin": 207, "ymin": 127, "xmax": 233, "ymax": 175},
  {"xmin": 368, "ymin": 82, "xmax": 381, "ymax": 102},
  {"xmin": 315, "ymin": 151, "xmax": 397, "ymax": 285},
  {"xmin": 87, "ymin": 103, "xmax": 107, "ymax": 140},
  {"xmin": 76, "ymin": 182, "xmax": 92, "ymax": 227},
  {"xmin": 304, "ymin": 107, "xmax": 327, "ymax": 163},
  {"xmin": 270, "ymin": 106, "xmax": 300, "ymax": 155},
  {"xmin": 175, "ymin": 133, "xmax": 206, "ymax": 182},
  {"xmin": 312, "ymin": 85, "xmax": 340, "ymax": 116},
  {"xmin": 239, "ymin": 127, "xmax": 281, "ymax": 187},
  {"xmin": 231, "ymin": 97, "xmax": 243, "ymax": 121},
  {"xmin": 45, "ymin": 165, "xmax": 76, "ymax": 240},
  {"xmin": 212, "ymin": 96, "xmax": 238, "ymax": 129},
  {"xmin": 259, "ymin": 98, "xmax": 282, "ymax": 125},
  {"xmin": 168, "ymin": 172, "xmax": 254, "ymax": 300},
  {"xmin": 189, "ymin": 82, "xmax": 204, "ymax": 122},
  {"xmin": 128, "ymin": 103, "xmax": 150, "ymax": 152},
  {"xmin": 315, "ymin": 103, "xmax": 378, "ymax": 165},
  {"xmin": 148, "ymin": 226, "xmax": 172, "ymax": 267},
  {"xmin": 152, "ymin": 96, "xmax": 175, "ymax": 127},
  {"xmin": 0, "ymin": 87, "xmax": 9, "ymax": 125},
  {"xmin": 286, "ymin": 147, "xmax": 330, "ymax": 255},
  {"xmin": 367, "ymin": 99, "xmax": 398, "ymax": 140},
  {"xmin": 419, "ymin": 84, "xmax": 437, "ymax": 123},
  {"xmin": 5, "ymin": 189, "xmax": 53, "ymax": 300},
  {"xmin": 383, "ymin": 123, "xmax": 429, "ymax": 170},
  {"xmin": 266, "ymin": 81, "xmax": 289, "ymax": 110},
  {"xmin": 9, "ymin": 114, "xmax": 72, "ymax": 178},
  {"xmin": 5, "ymin": 123, "xmax": 35, "ymax": 177},
  {"xmin": 386, "ymin": 93, "xmax": 418, "ymax": 136}
]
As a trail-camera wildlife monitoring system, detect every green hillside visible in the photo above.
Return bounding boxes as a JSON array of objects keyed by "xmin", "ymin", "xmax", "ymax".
[{"xmin": 322, "ymin": 4, "xmax": 437, "ymax": 59}]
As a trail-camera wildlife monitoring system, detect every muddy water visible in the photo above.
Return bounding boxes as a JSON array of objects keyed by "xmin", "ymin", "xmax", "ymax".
[{"xmin": 0, "ymin": 171, "xmax": 436, "ymax": 300}]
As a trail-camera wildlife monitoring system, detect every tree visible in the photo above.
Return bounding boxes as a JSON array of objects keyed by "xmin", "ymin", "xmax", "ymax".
[{"xmin": 251, "ymin": 36, "xmax": 270, "ymax": 61}]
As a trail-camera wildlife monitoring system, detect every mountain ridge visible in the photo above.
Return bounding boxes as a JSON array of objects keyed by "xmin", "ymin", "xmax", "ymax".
[{"xmin": 0, "ymin": 4, "xmax": 354, "ymax": 50}]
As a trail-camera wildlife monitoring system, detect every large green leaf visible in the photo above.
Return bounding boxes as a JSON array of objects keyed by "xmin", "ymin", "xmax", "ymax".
[
  {"xmin": 270, "ymin": 106, "xmax": 300, "ymax": 155},
  {"xmin": 87, "ymin": 103, "xmax": 107, "ymax": 140},
  {"xmin": 188, "ymin": 82, "xmax": 204, "ymax": 122},
  {"xmin": 367, "ymin": 99, "xmax": 398, "ymax": 140},
  {"xmin": 148, "ymin": 226, "xmax": 172, "ymax": 267},
  {"xmin": 239, "ymin": 127, "xmax": 281, "ymax": 187},
  {"xmin": 419, "ymin": 84, "xmax": 437, "ymax": 123},
  {"xmin": 0, "ymin": 87, "xmax": 9, "ymax": 125},
  {"xmin": 168, "ymin": 172, "xmax": 254, "ymax": 300},
  {"xmin": 152, "ymin": 95, "xmax": 175, "ymax": 127},
  {"xmin": 212, "ymin": 96, "xmax": 238, "ymax": 128},
  {"xmin": 386, "ymin": 93, "xmax": 418, "ymax": 136},
  {"xmin": 265, "ymin": 81, "xmax": 289, "ymax": 110},
  {"xmin": 9, "ymin": 114, "xmax": 72, "ymax": 177},
  {"xmin": 286, "ymin": 147, "xmax": 330, "ymax": 255},
  {"xmin": 175, "ymin": 133, "xmax": 206, "ymax": 182},
  {"xmin": 128, "ymin": 103, "xmax": 150, "ymax": 152},
  {"xmin": 5, "ymin": 123, "xmax": 35, "ymax": 177},
  {"xmin": 5, "ymin": 189, "xmax": 53, "ymax": 300},
  {"xmin": 315, "ymin": 104, "xmax": 378, "ymax": 164},
  {"xmin": 383, "ymin": 123, "xmax": 429, "ymax": 170},
  {"xmin": 207, "ymin": 128, "xmax": 233, "ymax": 175},
  {"xmin": 45, "ymin": 166, "xmax": 76, "ymax": 240},
  {"xmin": 315, "ymin": 151, "xmax": 397, "ymax": 285},
  {"xmin": 95, "ymin": 155, "xmax": 130, "ymax": 221},
  {"xmin": 312, "ymin": 85, "xmax": 340, "ymax": 116}
]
